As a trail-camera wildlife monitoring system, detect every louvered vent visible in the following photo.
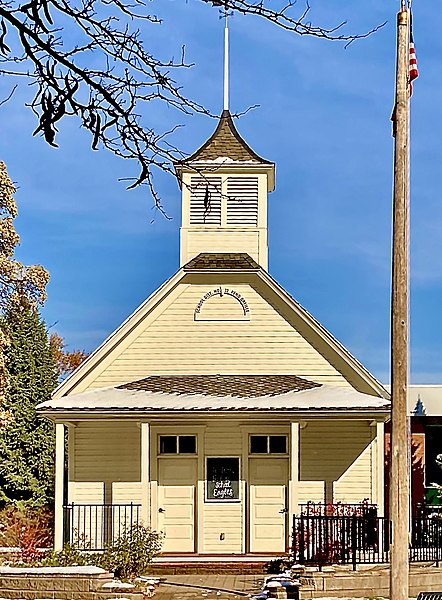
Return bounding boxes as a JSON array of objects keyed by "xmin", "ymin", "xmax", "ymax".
[
  {"xmin": 189, "ymin": 177, "xmax": 222, "ymax": 225},
  {"xmin": 226, "ymin": 177, "xmax": 259, "ymax": 225}
]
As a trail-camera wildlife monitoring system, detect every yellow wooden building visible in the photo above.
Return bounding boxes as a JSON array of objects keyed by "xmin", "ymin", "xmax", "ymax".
[{"xmin": 38, "ymin": 110, "xmax": 390, "ymax": 556}]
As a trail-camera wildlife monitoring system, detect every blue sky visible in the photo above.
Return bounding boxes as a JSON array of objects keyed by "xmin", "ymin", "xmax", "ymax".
[{"xmin": 0, "ymin": 0, "xmax": 440, "ymax": 384}]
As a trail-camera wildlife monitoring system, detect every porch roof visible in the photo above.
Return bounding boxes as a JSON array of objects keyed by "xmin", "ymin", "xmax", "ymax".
[{"xmin": 38, "ymin": 376, "xmax": 390, "ymax": 415}]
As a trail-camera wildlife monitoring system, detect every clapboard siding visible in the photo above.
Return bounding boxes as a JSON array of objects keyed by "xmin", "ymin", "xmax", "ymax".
[
  {"xmin": 112, "ymin": 482, "xmax": 143, "ymax": 505},
  {"xmin": 298, "ymin": 420, "xmax": 374, "ymax": 504},
  {"xmin": 185, "ymin": 229, "xmax": 261, "ymax": 264},
  {"xmin": 72, "ymin": 422, "xmax": 141, "ymax": 504},
  {"xmin": 202, "ymin": 504, "xmax": 242, "ymax": 553},
  {"xmin": 87, "ymin": 284, "xmax": 349, "ymax": 389},
  {"xmin": 204, "ymin": 423, "xmax": 243, "ymax": 456},
  {"xmin": 68, "ymin": 481, "xmax": 104, "ymax": 504},
  {"xmin": 202, "ymin": 422, "xmax": 243, "ymax": 552}
]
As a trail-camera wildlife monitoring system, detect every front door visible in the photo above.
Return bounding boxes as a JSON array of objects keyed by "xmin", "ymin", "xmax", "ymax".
[
  {"xmin": 158, "ymin": 458, "xmax": 197, "ymax": 552},
  {"xmin": 249, "ymin": 458, "xmax": 288, "ymax": 553}
]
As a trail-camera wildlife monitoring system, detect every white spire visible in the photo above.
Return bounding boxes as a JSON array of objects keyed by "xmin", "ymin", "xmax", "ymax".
[{"xmin": 223, "ymin": 11, "xmax": 229, "ymax": 111}]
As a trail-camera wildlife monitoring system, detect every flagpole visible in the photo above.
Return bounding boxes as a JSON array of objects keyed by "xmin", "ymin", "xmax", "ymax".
[{"xmin": 390, "ymin": 6, "xmax": 410, "ymax": 600}]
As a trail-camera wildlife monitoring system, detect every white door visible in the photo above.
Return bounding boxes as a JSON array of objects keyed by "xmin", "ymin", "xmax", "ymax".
[
  {"xmin": 249, "ymin": 458, "xmax": 288, "ymax": 553},
  {"xmin": 158, "ymin": 458, "xmax": 197, "ymax": 552}
]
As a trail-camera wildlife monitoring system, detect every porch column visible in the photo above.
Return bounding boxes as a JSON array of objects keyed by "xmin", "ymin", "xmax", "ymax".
[
  {"xmin": 289, "ymin": 422, "xmax": 300, "ymax": 520},
  {"xmin": 376, "ymin": 421, "xmax": 385, "ymax": 517},
  {"xmin": 54, "ymin": 423, "xmax": 65, "ymax": 551},
  {"xmin": 140, "ymin": 422, "xmax": 150, "ymax": 525}
]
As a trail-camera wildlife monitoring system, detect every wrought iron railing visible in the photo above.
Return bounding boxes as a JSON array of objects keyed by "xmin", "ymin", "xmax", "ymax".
[
  {"xmin": 292, "ymin": 514, "xmax": 442, "ymax": 569},
  {"xmin": 299, "ymin": 502, "xmax": 378, "ymax": 517},
  {"xmin": 63, "ymin": 503, "xmax": 141, "ymax": 550},
  {"xmin": 416, "ymin": 503, "xmax": 442, "ymax": 517}
]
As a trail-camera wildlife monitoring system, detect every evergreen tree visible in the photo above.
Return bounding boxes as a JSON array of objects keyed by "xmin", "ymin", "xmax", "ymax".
[{"xmin": 0, "ymin": 302, "xmax": 58, "ymax": 506}]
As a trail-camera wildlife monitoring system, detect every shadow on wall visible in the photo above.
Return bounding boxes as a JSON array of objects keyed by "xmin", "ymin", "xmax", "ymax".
[{"xmin": 299, "ymin": 420, "xmax": 376, "ymax": 504}]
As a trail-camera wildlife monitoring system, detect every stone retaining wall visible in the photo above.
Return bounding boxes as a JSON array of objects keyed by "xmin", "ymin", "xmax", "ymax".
[
  {"xmin": 299, "ymin": 563, "xmax": 442, "ymax": 598},
  {"xmin": 0, "ymin": 567, "xmax": 146, "ymax": 600}
]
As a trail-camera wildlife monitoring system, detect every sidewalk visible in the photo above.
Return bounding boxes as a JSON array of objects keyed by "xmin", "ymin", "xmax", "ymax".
[{"xmin": 154, "ymin": 574, "xmax": 265, "ymax": 600}]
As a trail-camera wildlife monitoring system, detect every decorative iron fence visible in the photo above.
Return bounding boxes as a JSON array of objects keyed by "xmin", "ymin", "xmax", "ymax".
[
  {"xmin": 292, "ymin": 514, "xmax": 442, "ymax": 569},
  {"xmin": 416, "ymin": 503, "xmax": 442, "ymax": 518},
  {"xmin": 299, "ymin": 502, "xmax": 378, "ymax": 517},
  {"xmin": 63, "ymin": 503, "xmax": 141, "ymax": 550}
]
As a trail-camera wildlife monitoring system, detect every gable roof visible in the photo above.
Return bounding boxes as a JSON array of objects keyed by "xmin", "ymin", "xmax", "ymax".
[
  {"xmin": 181, "ymin": 110, "xmax": 272, "ymax": 165},
  {"xmin": 52, "ymin": 253, "xmax": 389, "ymax": 401}
]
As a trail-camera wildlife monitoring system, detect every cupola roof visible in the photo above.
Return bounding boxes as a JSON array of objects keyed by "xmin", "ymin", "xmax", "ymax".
[{"xmin": 182, "ymin": 110, "xmax": 272, "ymax": 165}]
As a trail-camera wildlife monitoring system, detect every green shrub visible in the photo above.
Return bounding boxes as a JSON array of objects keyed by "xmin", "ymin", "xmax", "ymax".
[
  {"xmin": 99, "ymin": 524, "xmax": 163, "ymax": 579},
  {"xmin": 43, "ymin": 524, "xmax": 163, "ymax": 579},
  {"xmin": 43, "ymin": 542, "xmax": 90, "ymax": 567}
]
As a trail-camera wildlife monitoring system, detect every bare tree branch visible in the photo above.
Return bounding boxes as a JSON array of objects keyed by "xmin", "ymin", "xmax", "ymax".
[
  {"xmin": 0, "ymin": 84, "xmax": 17, "ymax": 106},
  {"xmin": 0, "ymin": 0, "xmax": 385, "ymax": 208}
]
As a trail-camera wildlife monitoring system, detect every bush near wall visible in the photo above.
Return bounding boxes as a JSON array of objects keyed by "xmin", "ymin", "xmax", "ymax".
[{"xmin": 0, "ymin": 505, "xmax": 53, "ymax": 563}]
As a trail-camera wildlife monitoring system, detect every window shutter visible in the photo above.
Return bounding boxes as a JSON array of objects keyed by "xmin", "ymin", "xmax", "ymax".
[
  {"xmin": 189, "ymin": 177, "xmax": 222, "ymax": 225},
  {"xmin": 226, "ymin": 177, "xmax": 259, "ymax": 226}
]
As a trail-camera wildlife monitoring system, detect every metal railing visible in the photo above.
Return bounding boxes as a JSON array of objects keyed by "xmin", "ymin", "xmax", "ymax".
[
  {"xmin": 292, "ymin": 514, "xmax": 442, "ymax": 569},
  {"xmin": 63, "ymin": 503, "xmax": 141, "ymax": 550},
  {"xmin": 416, "ymin": 503, "xmax": 442, "ymax": 518},
  {"xmin": 299, "ymin": 502, "xmax": 378, "ymax": 517}
]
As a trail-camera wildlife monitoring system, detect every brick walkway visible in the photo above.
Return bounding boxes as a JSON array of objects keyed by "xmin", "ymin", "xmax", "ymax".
[{"xmin": 154, "ymin": 574, "xmax": 265, "ymax": 600}]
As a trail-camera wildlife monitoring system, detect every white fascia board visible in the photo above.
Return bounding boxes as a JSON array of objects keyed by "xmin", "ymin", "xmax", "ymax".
[
  {"xmin": 41, "ymin": 409, "xmax": 390, "ymax": 423},
  {"xmin": 53, "ymin": 269, "xmax": 185, "ymax": 399}
]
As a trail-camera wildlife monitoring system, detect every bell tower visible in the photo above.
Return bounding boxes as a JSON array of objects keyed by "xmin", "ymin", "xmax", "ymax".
[
  {"xmin": 175, "ymin": 11, "xmax": 275, "ymax": 270},
  {"xmin": 176, "ymin": 111, "xmax": 275, "ymax": 269}
]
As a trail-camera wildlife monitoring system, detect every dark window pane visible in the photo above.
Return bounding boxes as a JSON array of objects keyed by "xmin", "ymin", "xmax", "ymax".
[
  {"xmin": 250, "ymin": 436, "xmax": 268, "ymax": 454},
  {"xmin": 179, "ymin": 436, "xmax": 196, "ymax": 454},
  {"xmin": 269, "ymin": 435, "xmax": 287, "ymax": 454},
  {"xmin": 160, "ymin": 436, "xmax": 177, "ymax": 454},
  {"xmin": 206, "ymin": 457, "xmax": 240, "ymax": 500}
]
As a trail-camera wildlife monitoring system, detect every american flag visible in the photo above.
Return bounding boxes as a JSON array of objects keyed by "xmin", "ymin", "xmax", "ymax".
[
  {"xmin": 391, "ymin": 11, "xmax": 419, "ymax": 136},
  {"xmin": 409, "ymin": 22, "xmax": 419, "ymax": 95}
]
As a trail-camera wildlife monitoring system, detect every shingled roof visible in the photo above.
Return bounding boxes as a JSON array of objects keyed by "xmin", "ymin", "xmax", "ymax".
[
  {"xmin": 183, "ymin": 110, "xmax": 272, "ymax": 164},
  {"xmin": 184, "ymin": 253, "xmax": 260, "ymax": 271},
  {"xmin": 118, "ymin": 374, "xmax": 320, "ymax": 398}
]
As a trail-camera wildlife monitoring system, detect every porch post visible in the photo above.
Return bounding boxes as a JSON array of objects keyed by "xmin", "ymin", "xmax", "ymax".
[
  {"xmin": 376, "ymin": 421, "xmax": 385, "ymax": 517},
  {"xmin": 289, "ymin": 422, "xmax": 300, "ymax": 519},
  {"xmin": 54, "ymin": 423, "xmax": 65, "ymax": 550},
  {"xmin": 140, "ymin": 422, "xmax": 150, "ymax": 525}
]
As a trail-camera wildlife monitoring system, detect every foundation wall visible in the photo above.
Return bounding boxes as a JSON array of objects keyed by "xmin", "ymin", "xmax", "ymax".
[{"xmin": 299, "ymin": 564, "xmax": 442, "ymax": 598}]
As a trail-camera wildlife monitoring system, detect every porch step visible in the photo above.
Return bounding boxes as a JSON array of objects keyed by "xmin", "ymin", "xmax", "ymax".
[
  {"xmin": 150, "ymin": 561, "xmax": 269, "ymax": 575},
  {"xmin": 150, "ymin": 555, "xmax": 285, "ymax": 575}
]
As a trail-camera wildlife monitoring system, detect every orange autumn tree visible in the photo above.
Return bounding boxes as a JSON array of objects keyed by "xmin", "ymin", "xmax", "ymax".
[{"xmin": 49, "ymin": 332, "xmax": 89, "ymax": 379}]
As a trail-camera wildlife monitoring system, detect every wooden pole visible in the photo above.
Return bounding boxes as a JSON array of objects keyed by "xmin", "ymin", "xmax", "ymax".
[{"xmin": 390, "ymin": 7, "xmax": 410, "ymax": 600}]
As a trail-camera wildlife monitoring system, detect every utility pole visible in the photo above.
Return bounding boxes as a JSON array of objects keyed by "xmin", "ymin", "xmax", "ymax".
[{"xmin": 390, "ymin": 6, "xmax": 410, "ymax": 600}]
